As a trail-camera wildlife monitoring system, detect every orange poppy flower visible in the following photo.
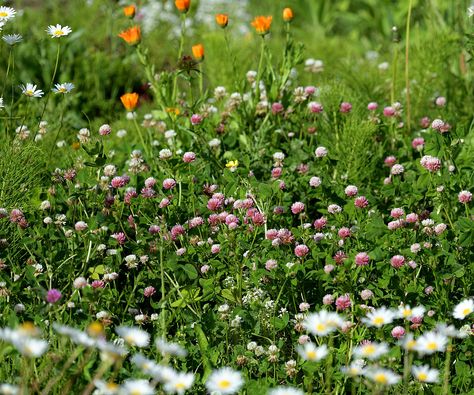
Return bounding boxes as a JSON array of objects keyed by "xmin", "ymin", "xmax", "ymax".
[
  {"xmin": 283, "ymin": 8, "xmax": 294, "ymax": 22},
  {"xmin": 123, "ymin": 5, "xmax": 136, "ymax": 18},
  {"xmin": 215, "ymin": 13, "xmax": 229, "ymax": 28},
  {"xmin": 118, "ymin": 26, "xmax": 141, "ymax": 45},
  {"xmin": 175, "ymin": 0, "xmax": 191, "ymax": 13},
  {"xmin": 192, "ymin": 44, "xmax": 204, "ymax": 61},
  {"xmin": 120, "ymin": 93, "xmax": 139, "ymax": 111},
  {"xmin": 251, "ymin": 16, "xmax": 272, "ymax": 35}
]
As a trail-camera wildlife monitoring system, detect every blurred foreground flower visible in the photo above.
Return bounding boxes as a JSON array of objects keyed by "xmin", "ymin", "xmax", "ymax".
[{"xmin": 118, "ymin": 26, "xmax": 141, "ymax": 45}]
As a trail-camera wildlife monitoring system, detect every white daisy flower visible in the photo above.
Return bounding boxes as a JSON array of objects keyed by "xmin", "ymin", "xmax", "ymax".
[
  {"xmin": 353, "ymin": 342, "xmax": 389, "ymax": 360},
  {"xmin": 0, "ymin": 383, "xmax": 19, "ymax": 395},
  {"xmin": 15, "ymin": 338, "xmax": 48, "ymax": 357},
  {"xmin": 130, "ymin": 354, "xmax": 160, "ymax": 376},
  {"xmin": 205, "ymin": 367, "xmax": 244, "ymax": 395},
  {"xmin": 340, "ymin": 359, "xmax": 366, "ymax": 376},
  {"xmin": 2, "ymin": 34, "xmax": 22, "ymax": 46},
  {"xmin": 163, "ymin": 372, "xmax": 194, "ymax": 394},
  {"xmin": 119, "ymin": 379, "xmax": 154, "ymax": 395},
  {"xmin": 156, "ymin": 338, "xmax": 187, "ymax": 357},
  {"xmin": 116, "ymin": 326, "xmax": 150, "ymax": 348},
  {"xmin": 96, "ymin": 339, "xmax": 129, "ymax": 361},
  {"xmin": 364, "ymin": 368, "xmax": 400, "ymax": 385},
  {"xmin": 303, "ymin": 310, "xmax": 344, "ymax": 336},
  {"xmin": 362, "ymin": 306, "xmax": 396, "ymax": 328},
  {"xmin": 397, "ymin": 304, "xmax": 425, "ymax": 320},
  {"xmin": 268, "ymin": 387, "xmax": 304, "ymax": 395},
  {"xmin": 52, "ymin": 82, "xmax": 74, "ymax": 94},
  {"xmin": 297, "ymin": 343, "xmax": 328, "ymax": 362},
  {"xmin": 435, "ymin": 323, "xmax": 465, "ymax": 338},
  {"xmin": 46, "ymin": 24, "xmax": 72, "ymax": 38},
  {"xmin": 415, "ymin": 331, "xmax": 447, "ymax": 355},
  {"xmin": 154, "ymin": 365, "xmax": 178, "ymax": 383},
  {"xmin": 93, "ymin": 380, "xmax": 120, "ymax": 395},
  {"xmin": 0, "ymin": 7, "xmax": 16, "ymax": 21},
  {"xmin": 400, "ymin": 333, "xmax": 417, "ymax": 351},
  {"xmin": 412, "ymin": 365, "xmax": 439, "ymax": 383},
  {"xmin": 20, "ymin": 83, "xmax": 44, "ymax": 98},
  {"xmin": 453, "ymin": 299, "xmax": 474, "ymax": 320}
]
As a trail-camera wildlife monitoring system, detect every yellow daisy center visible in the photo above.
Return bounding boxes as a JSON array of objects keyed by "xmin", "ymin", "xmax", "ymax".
[
  {"xmin": 403, "ymin": 309, "xmax": 412, "ymax": 317},
  {"xmin": 364, "ymin": 345, "xmax": 376, "ymax": 355},
  {"xmin": 106, "ymin": 383, "xmax": 119, "ymax": 390},
  {"xmin": 426, "ymin": 341, "xmax": 438, "ymax": 351},
  {"xmin": 373, "ymin": 317, "xmax": 384, "ymax": 325},
  {"xmin": 417, "ymin": 373, "xmax": 428, "ymax": 381},
  {"xmin": 130, "ymin": 390, "xmax": 141, "ymax": 395},
  {"xmin": 0, "ymin": 12, "xmax": 8, "ymax": 17},
  {"xmin": 54, "ymin": 29, "xmax": 64, "ymax": 36},
  {"xmin": 462, "ymin": 308, "xmax": 471, "ymax": 316},
  {"xmin": 306, "ymin": 350, "xmax": 317, "ymax": 360},
  {"xmin": 175, "ymin": 382, "xmax": 186, "ymax": 389},
  {"xmin": 374, "ymin": 373, "xmax": 387, "ymax": 384},
  {"xmin": 26, "ymin": 90, "xmax": 33, "ymax": 96},
  {"xmin": 316, "ymin": 323, "xmax": 326, "ymax": 332},
  {"xmin": 406, "ymin": 340, "xmax": 416, "ymax": 350},
  {"xmin": 218, "ymin": 380, "xmax": 231, "ymax": 389}
]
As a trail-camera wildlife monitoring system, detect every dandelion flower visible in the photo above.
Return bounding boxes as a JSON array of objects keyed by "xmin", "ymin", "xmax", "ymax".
[
  {"xmin": 20, "ymin": 83, "xmax": 44, "ymax": 98},
  {"xmin": 46, "ymin": 24, "xmax": 72, "ymax": 38},
  {"xmin": 297, "ymin": 343, "xmax": 328, "ymax": 362},
  {"xmin": 415, "ymin": 331, "xmax": 447, "ymax": 355},
  {"xmin": 453, "ymin": 299, "xmax": 474, "ymax": 320},
  {"xmin": 412, "ymin": 365, "xmax": 439, "ymax": 383},
  {"xmin": 362, "ymin": 307, "xmax": 396, "ymax": 328},
  {"xmin": 353, "ymin": 342, "xmax": 389, "ymax": 360},
  {"xmin": 205, "ymin": 367, "xmax": 243, "ymax": 395},
  {"xmin": 52, "ymin": 82, "xmax": 74, "ymax": 94},
  {"xmin": 2, "ymin": 34, "xmax": 22, "ymax": 45},
  {"xmin": 0, "ymin": 7, "xmax": 16, "ymax": 21},
  {"xmin": 163, "ymin": 372, "xmax": 194, "ymax": 394},
  {"xmin": 116, "ymin": 326, "xmax": 150, "ymax": 348},
  {"xmin": 365, "ymin": 368, "xmax": 400, "ymax": 385}
]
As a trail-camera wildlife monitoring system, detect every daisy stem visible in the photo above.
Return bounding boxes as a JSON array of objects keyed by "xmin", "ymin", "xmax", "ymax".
[
  {"xmin": 325, "ymin": 335, "xmax": 334, "ymax": 393},
  {"xmin": 39, "ymin": 42, "xmax": 61, "ymax": 125},
  {"xmin": 442, "ymin": 339, "xmax": 452, "ymax": 395},
  {"xmin": 160, "ymin": 242, "xmax": 167, "ymax": 337},
  {"xmin": 255, "ymin": 36, "xmax": 266, "ymax": 103},
  {"xmin": 405, "ymin": 0, "xmax": 413, "ymax": 133},
  {"xmin": 198, "ymin": 63, "xmax": 203, "ymax": 98},
  {"xmin": 172, "ymin": 13, "xmax": 187, "ymax": 104},
  {"xmin": 132, "ymin": 116, "xmax": 151, "ymax": 161},
  {"xmin": 41, "ymin": 347, "xmax": 82, "ymax": 395},
  {"xmin": 81, "ymin": 360, "xmax": 112, "ymax": 395}
]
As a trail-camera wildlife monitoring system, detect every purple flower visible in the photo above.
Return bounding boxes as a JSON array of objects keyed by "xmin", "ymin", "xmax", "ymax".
[{"xmin": 46, "ymin": 289, "xmax": 62, "ymax": 304}]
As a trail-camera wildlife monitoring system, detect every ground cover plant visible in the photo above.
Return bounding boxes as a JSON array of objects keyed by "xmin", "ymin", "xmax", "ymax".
[{"xmin": 0, "ymin": 0, "xmax": 473, "ymax": 393}]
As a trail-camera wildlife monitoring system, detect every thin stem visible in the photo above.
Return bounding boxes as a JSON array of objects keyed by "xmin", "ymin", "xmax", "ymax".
[
  {"xmin": 38, "ymin": 42, "xmax": 61, "ymax": 127},
  {"xmin": 255, "ymin": 36, "xmax": 266, "ymax": 103},
  {"xmin": 132, "ymin": 116, "xmax": 151, "ymax": 160},
  {"xmin": 172, "ymin": 14, "xmax": 186, "ymax": 103},
  {"xmin": 2, "ymin": 48, "xmax": 13, "ymax": 98},
  {"xmin": 442, "ymin": 340, "xmax": 452, "ymax": 395},
  {"xmin": 405, "ymin": 0, "xmax": 413, "ymax": 132},
  {"xmin": 41, "ymin": 347, "xmax": 82, "ymax": 395},
  {"xmin": 160, "ymin": 243, "xmax": 167, "ymax": 336}
]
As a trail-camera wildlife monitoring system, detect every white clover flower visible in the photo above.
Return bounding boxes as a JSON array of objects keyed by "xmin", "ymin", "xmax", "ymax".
[
  {"xmin": 205, "ymin": 367, "xmax": 243, "ymax": 395},
  {"xmin": 297, "ymin": 343, "xmax": 328, "ymax": 362},
  {"xmin": 46, "ymin": 24, "xmax": 72, "ymax": 38},
  {"xmin": 20, "ymin": 83, "xmax": 44, "ymax": 98}
]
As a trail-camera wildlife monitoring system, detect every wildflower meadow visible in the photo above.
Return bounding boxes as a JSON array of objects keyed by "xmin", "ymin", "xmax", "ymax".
[{"xmin": 1, "ymin": 0, "xmax": 474, "ymax": 394}]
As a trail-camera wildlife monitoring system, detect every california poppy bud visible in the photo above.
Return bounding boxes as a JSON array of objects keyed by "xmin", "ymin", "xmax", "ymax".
[
  {"xmin": 251, "ymin": 16, "xmax": 272, "ymax": 35},
  {"xmin": 123, "ymin": 5, "xmax": 136, "ymax": 18},
  {"xmin": 175, "ymin": 0, "xmax": 191, "ymax": 13},
  {"xmin": 120, "ymin": 93, "xmax": 139, "ymax": 111},
  {"xmin": 283, "ymin": 7, "xmax": 294, "ymax": 22},
  {"xmin": 118, "ymin": 26, "xmax": 141, "ymax": 45},
  {"xmin": 192, "ymin": 44, "xmax": 204, "ymax": 61},
  {"xmin": 215, "ymin": 13, "xmax": 229, "ymax": 28}
]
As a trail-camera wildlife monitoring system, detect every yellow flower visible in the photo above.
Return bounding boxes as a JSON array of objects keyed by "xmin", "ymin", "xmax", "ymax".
[{"xmin": 226, "ymin": 160, "xmax": 239, "ymax": 172}]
